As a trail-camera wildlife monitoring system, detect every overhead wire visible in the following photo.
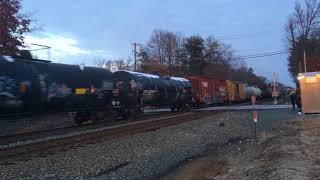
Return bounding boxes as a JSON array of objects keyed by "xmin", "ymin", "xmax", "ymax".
[{"xmin": 237, "ymin": 50, "xmax": 289, "ymax": 59}]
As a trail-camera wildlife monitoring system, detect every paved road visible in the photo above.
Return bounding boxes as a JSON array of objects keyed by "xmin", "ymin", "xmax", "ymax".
[
  {"xmin": 196, "ymin": 104, "xmax": 291, "ymax": 111},
  {"xmin": 144, "ymin": 104, "xmax": 292, "ymax": 113}
]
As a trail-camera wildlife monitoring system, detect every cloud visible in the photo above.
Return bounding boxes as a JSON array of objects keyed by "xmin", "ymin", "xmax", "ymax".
[{"xmin": 24, "ymin": 33, "xmax": 112, "ymax": 62}]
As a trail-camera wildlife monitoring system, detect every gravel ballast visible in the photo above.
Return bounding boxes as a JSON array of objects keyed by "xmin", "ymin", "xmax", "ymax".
[{"xmin": 0, "ymin": 111, "xmax": 252, "ymax": 179}]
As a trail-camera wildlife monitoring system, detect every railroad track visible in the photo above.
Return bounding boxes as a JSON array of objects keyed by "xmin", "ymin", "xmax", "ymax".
[
  {"xmin": 0, "ymin": 111, "xmax": 218, "ymax": 163},
  {"xmin": 0, "ymin": 110, "xmax": 178, "ymax": 145}
]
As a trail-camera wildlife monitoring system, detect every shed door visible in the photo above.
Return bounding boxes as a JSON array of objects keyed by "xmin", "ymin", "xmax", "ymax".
[{"xmin": 301, "ymin": 76, "xmax": 320, "ymax": 113}]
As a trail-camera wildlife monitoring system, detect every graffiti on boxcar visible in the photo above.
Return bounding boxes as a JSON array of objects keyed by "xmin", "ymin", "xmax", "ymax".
[
  {"xmin": 0, "ymin": 76, "xmax": 24, "ymax": 108},
  {"xmin": 48, "ymin": 82, "xmax": 72, "ymax": 101},
  {"xmin": 39, "ymin": 74, "xmax": 48, "ymax": 96},
  {"xmin": 219, "ymin": 86, "xmax": 227, "ymax": 96}
]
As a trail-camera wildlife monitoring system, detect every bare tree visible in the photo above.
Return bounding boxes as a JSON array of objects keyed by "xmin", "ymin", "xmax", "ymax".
[
  {"xmin": 92, "ymin": 56, "xmax": 107, "ymax": 68},
  {"xmin": 124, "ymin": 56, "xmax": 133, "ymax": 71},
  {"xmin": 205, "ymin": 36, "xmax": 220, "ymax": 64},
  {"xmin": 104, "ymin": 60, "xmax": 112, "ymax": 70},
  {"xmin": 295, "ymin": 0, "xmax": 320, "ymax": 38},
  {"xmin": 285, "ymin": 0, "xmax": 320, "ymax": 80},
  {"xmin": 285, "ymin": 16, "xmax": 298, "ymax": 48},
  {"xmin": 286, "ymin": 0, "xmax": 320, "ymax": 46},
  {"xmin": 148, "ymin": 29, "xmax": 166, "ymax": 66},
  {"xmin": 147, "ymin": 29, "xmax": 181, "ymax": 75},
  {"xmin": 163, "ymin": 31, "xmax": 179, "ymax": 75},
  {"xmin": 113, "ymin": 58, "xmax": 132, "ymax": 71}
]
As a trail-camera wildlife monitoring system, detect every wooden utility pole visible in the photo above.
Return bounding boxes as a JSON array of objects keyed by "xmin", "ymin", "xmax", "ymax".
[
  {"xmin": 304, "ymin": 50, "xmax": 307, "ymax": 72},
  {"xmin": 272, "ymin": 72, "xmax": 278, "ymax": 105},
  {"xmin": 132, "ymin": 43, "xmax": 137, "ymax": 71}
]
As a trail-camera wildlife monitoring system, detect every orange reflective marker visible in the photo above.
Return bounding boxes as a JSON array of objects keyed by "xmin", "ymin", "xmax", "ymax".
[
  {"xmin": 253, "ymin": 111, "xmax": 258, "ymax": 123},
  {"xmin": 251, "ymin": 95, "xmax": 256, "ymax": 106}
]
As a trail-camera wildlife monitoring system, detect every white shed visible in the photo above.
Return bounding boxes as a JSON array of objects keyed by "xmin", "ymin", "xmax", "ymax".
[{"xmin": 298, "ymin": 72, "xmax": 320, "ymax": 113}]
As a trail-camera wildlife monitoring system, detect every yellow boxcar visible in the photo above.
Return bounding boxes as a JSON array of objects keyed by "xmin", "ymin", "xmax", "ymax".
[
  {"xmin": 226, "ymin": 80, "xmax": 236, "ymax": 102},
  {"xmin": 226, "ymin": 80, "xmax": 246, "ymax": 102},
  {"xmin": 239, "ymin": 83, "xmax": 246, "ymax": 101}
]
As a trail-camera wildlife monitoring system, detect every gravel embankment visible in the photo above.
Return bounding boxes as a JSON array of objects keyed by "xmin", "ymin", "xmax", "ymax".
[
  {"xmin": 163, "ymin": 110, "xmax": 311, "ymax": 180},
  {"xmin": 0, "ymin": 111, "xmax": 252, "ymax": 179},
  {"xmin": 0, "ymin": 114, "xmax": 74, "ymax": 136}
]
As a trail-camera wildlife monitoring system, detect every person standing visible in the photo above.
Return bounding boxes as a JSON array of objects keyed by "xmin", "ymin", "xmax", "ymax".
[
  {"xmin": 295, "ymin": 88, "xmax": 302, "ymax": 115},
  {"xmin": 289, "ymin": 90, "xmax": 296, "ymax": 111}
]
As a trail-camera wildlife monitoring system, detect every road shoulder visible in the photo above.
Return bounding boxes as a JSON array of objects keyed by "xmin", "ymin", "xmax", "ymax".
[{"xmin": 163, "ymin": 114, "xmax": 320, "ymax": 180}]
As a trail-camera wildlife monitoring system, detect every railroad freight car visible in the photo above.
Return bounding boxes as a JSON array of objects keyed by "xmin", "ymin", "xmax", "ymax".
[
  {"xmin": 0, "ymin": 56, "xmax": 115, "ymax": 124},
  {"xmin": 226, "ymin": 80, "xmax": 246, "ymax": 102},
  {"xmin": 112, "ymin": 71, "xmax": 193, "ymax": 116},
  {"xmin": 187, "ymin": 76, "xmax": 227, "ymax": 106}
]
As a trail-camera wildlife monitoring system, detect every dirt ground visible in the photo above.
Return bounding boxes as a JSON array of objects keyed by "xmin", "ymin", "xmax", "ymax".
[{"xmin": 163, "ymin": 114, "xmax": 320, "ymax": 180}]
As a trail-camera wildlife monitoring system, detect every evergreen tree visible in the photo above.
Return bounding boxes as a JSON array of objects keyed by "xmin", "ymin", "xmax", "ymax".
[{"xmin": 183, "ymin": 35, "xmax": 206, "ymax": 75}]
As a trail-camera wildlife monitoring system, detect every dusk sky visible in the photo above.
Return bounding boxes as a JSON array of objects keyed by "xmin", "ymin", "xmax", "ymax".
[{"xmin": 22, "ymin": 0, "xmax": 299, "ymax": 86}]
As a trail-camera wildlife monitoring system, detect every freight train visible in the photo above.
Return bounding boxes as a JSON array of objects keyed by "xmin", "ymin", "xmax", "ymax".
[
  {"xmin": 112, "ymin": 71, "xmax": 193, "ymax": 118},
  {"xmin": 188, "ymin": 75, "xmax": 262, "ymax": 106},
  {"xmin": 0, "ymin": 56, "xmax": 193, "ymax": 124},
  {"xmin": 0, "ymin": 56, "xmax": 262, "ymax": 124}
]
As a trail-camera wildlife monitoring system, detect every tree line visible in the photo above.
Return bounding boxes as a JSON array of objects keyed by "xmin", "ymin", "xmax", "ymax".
[
  {"xmin": 286, "ymin": 0, "xmax": 320, "ymax": 85},
  {"xmin": 96, "ymin": 30, "xmax": 268, "ymax": 89}
]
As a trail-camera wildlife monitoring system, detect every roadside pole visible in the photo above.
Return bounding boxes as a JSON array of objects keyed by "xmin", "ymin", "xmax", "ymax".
[
  {"xmin": 132, "ymin": 43, "xmax": 137, "ymax": 71},
  {"xmin": 251, "ymin": 95, "xmax": 257, "ymax": 144},
  {"xmin": 272, "ymin": 72, "xmax": 278, "ymax": 105},
  {"xmin": 253, "ymin": 111, "xmax": 257, "ymax": 144}
]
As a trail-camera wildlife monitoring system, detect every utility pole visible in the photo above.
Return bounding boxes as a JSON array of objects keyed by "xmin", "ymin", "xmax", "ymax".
[
  {"xmin": 299, "ymin": 61, "xmax": 302, "ymax": 73},
  {"xmin": 304, "ymin": 50, "xmax": 307, "ymax": 73},
  {"xmin": 132, "ymin": 43, "xmax": 141, "ymax": 72},
  {"xmin": 132, "ymin": 43, "xmax": 137, "ymax": 71},
  {"xmin": 272, "ymin": 72, "xmax": 278, "ymax": 105}
]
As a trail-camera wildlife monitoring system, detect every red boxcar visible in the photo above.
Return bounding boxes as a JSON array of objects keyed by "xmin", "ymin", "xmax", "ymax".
[{"xmin": 187, "ymin": 76, "xmax": 228, "ymax": 105}]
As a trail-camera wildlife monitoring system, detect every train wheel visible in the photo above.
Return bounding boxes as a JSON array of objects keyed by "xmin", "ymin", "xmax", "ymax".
[
  {"xmin": 132, "ymin": 106, "xmax": 143, "ymax": 119},
  {"xmin": 74, "ymin": 111, "xmax": 91, "ymax": 125},
  {"xmin": 92, "ymin": 111, "xmax": 105, "ymax": 123},
  {"xmin": 170, "ymin": 105, "xmax": 175, "ymax": 112},
  {"xmin": 185, "ymin": 104, "xmax": 191, "ymax": 111},
  {"xmin": 74, "ymin": 112, "xmax": 85, "ymax": 125},
  {"xmin": 121, "ymin": 107, "xmax": 130, "ymax": 119}
]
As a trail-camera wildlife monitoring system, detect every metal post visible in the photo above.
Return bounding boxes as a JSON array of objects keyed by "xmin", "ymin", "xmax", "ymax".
[
  {"xmin": 254, "ymin": 122, "xmax": 257, "ymax": 144},
  {"xmin": 251, "ymin": 96, "xmax": 257, "ymax": 144},
  {"xmin": 304, "ymin": 50, "xmax": 307, "ymax": 73}
]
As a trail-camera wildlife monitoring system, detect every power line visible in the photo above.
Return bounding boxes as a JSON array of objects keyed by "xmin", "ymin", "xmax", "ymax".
[
  {"xmin": 241, "ymin": 51, "xmax": 288, "ymax": 59},
  {"xmin": 239, "ymin": 50, "xmax": 288, "ymax": 56},
  {"xmin": 215, "ymin": 30, "xmax": 276, "ymax": 41},
  {"xmin": 25, "ymin": 43, "xmax": 51, "ymax": 60},
  {"xmin": 235, "ymin": 50, "xmax": 289, "ymax": 60},
  {"xmin": 235, "ymin": 48, "xmax": 262, "ymax": 52}
]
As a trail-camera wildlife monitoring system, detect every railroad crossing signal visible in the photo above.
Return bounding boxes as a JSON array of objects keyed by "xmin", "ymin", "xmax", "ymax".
[
  {"xmin": 253, "ymin": 111, "xmax": 257, "ymax": 123},
  {"xmin": 272, "ymin": 91, "xmax": 279, "ymax": 97}
]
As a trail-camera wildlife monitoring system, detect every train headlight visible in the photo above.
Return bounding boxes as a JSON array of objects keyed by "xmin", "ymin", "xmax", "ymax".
[
  {"xmin": 116, "ymin": 100, "xmax": 120, "ymax": 105},
  {"xmin": 112, "ymin": 100, "xmax": 116, "ymax": 106}
]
